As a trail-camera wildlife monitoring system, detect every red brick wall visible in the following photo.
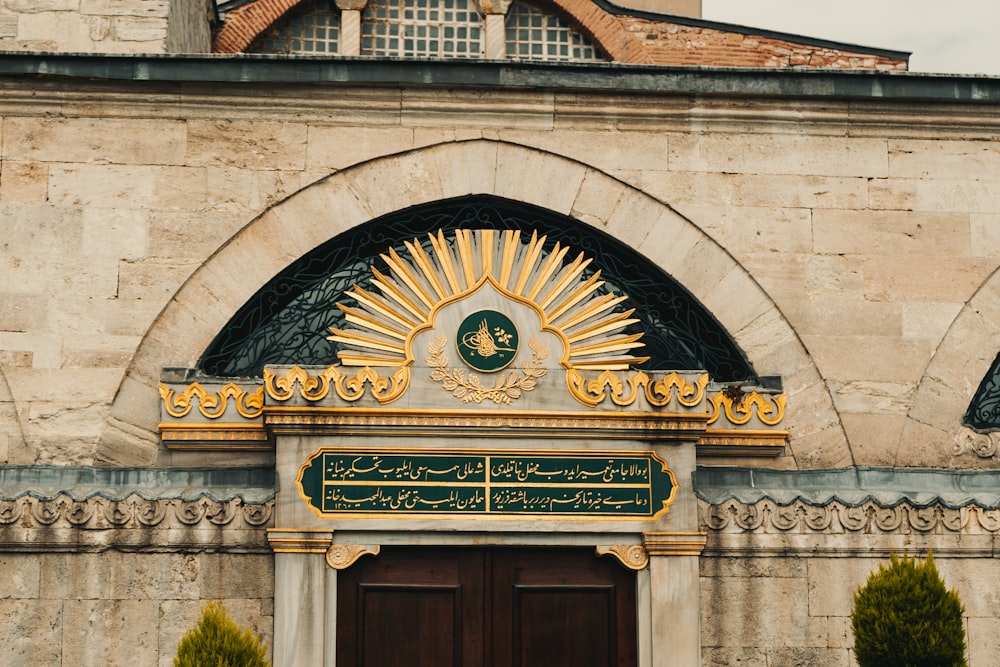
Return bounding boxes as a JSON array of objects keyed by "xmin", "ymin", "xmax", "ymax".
[{"xmin": 213, "ymin": 0, "xmax": 907, "ymax": 71}]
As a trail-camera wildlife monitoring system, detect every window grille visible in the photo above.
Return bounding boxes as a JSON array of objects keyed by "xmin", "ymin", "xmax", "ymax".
[
  {"xmin": 505, "ymin": 0, "xmax": 601, "ymax": 62},
  {"xmin": 251, "ymin": 0, "xmax": 340, "ymax": 55},
  {"xmin": 199, "ymin": 196, "xmax": 757, "ymax": 383},
  {"xmin": 361, "ymin": 0, "xmax": 484, "ymax": 58}
]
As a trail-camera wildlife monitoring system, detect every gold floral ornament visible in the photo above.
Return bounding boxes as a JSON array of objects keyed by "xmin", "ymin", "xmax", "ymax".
[
  {"xmin": 159, "ymin": 382, "xmax": 264, "ymax": 419},
  {"xmin": 427, "ymin": 335, "xmax": 548, "ymax": 404},
  {"xmin": 708, "ymin": 387, "xmax": 785, "ymax": 426},
  {"xmin": 263, "ymin": 365, "xmax": 408, "ymax": 405}
]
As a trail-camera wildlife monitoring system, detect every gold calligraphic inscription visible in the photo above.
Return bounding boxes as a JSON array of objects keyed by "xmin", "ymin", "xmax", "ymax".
[
  {"xmin": 427, "ymin": 335, "xmax": 547, "ymax": 405},
  {"xmin": 297, "ymin": 447, "xmax": 678, "ymax": 520},
  {"xmin": 457, "ymin": 310, "xmax": 519, "ymax": 372}
]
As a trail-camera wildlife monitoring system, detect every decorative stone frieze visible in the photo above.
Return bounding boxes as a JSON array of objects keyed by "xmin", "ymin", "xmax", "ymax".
[{"xmin": 0, "ymin": 493, "xmax": 274, "ymax": 552}]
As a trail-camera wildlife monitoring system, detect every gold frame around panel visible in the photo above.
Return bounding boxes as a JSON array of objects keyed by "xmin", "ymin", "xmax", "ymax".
[{"xmin": 294, "ymin": 445, "xmax": 680, "ymax": 522}]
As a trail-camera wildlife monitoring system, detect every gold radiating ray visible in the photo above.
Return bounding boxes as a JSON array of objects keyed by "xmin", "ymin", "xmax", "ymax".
[
  {"xmin": 568, "ymin": 333, "xmax": 646, "ymax": 357},
  {"xmin": 327, "ymin": 329, "xmax": 405, "ymax": 354},
  {"xmin": 526, "ymin": 242, "xmax": 569, "ymax": 302},
  {"xmin": 555, "ymin": 293, "xmax": 627, "ymax": 330},
  {"xmin": 498, "ymin": 229, "xmax": 521, "ymax": 290},
  {"xmin": 371, "ymin": 267, "xmax": 428, "ymax": 321},
  {"xmin": 456, "ymin": 228, "xmax": 477, "ymax": 289},
  {"xmin": 337, "ymin": 304, "xmax": 409, "ymax": 340},
  {"xmin": 334, "ymin": 229, "xmax": 646, "ymax": 372},
  {"xmin": 382, "ymin": 247, "xmax": 434, "ymax": 310},
  {"xmin": 480, "ymin": 228, "xmax": 494, "ymax": 278},
  {"xmin": 429, "ymin": 230, "xmax": 462, "ymax": 295},
  {"xmin": 513, "ymin": 231, "xmax": 545, "ymax": 296},
  {"xmin": 346, "ymin": 287, "xmax": 419, "ymax": 330},
  {"xmin": 566, "ymin": 310, "xmax": 640, "ymax": 344},
  {"xmin": 538, "ymin": 252, "xmax": 591, "ymax": 311},
  {"xmin": 547, "ymin": 272, "xmax": 604, "ymax": 322},
  {"xmin": 405, "ymin": 240, "xmax": 447, "ymax": 302},
  {"xmin": 338, "ymin": 353, "xmax": 409, "ymax": 367}
]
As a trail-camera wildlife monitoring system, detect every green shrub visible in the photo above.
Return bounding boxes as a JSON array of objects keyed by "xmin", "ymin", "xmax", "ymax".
[
  {"xmin": 174, "ymin": 600, "xmax": 270, "ymax": 667},
  {"xmin": 851, "ymin": 552, "xmax": 967, "ymax": 667}
]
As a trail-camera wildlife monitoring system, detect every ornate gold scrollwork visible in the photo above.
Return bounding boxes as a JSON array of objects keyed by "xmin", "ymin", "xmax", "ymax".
[
  {"xmin": 159, "ymin": 382, "xmax": 264, "ymax": 419},
  {"xmin": 596, "ymin": 544, "xmax": 649, "ymax": 570},
  {"xmin": 325, "ymin": 543, "xmax": 381, "ymax": 570},
  {"xmin": 707, "ymin": 389, "xmax": 786, "ymax": 426},
  {"xmin": 566, "ymin": 369, "xmax": 708, "ymax": 409},
  {"xmin": 427, "ymin": 335, "xmax": 548, "ymax": 405},
  {"xmin": 263, "ymin": 365, "xmax": 410, "ymax": 405}
]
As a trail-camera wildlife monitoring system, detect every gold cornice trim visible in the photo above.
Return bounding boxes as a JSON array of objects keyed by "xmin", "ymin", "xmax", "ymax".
[
  {"xmin": 267, "ymin": 529, "xmax": 334, "ymax": 553},
  {"xmin": 265, "ymin": 406, "xmax": 709, "ymax": 439},
  {"xmin": 696, "ymin": 429, "xmax": 788, "ymax": 457},
  {"xmin": 159, "ymin": 422, "xmax": 271, "ymax": 450},
  {"xmin": 643, "ymin": 531, "xmax": 708, "ymax": 556}
]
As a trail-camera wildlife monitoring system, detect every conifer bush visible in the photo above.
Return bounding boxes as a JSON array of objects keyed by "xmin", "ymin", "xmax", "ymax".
[
  {"xmin": 174, "ymin": 600, "xmax": 270, "ymax": 667},
  {"xmin": 851, "ymin": 552, "xmax": 967, "ymax": 667}
]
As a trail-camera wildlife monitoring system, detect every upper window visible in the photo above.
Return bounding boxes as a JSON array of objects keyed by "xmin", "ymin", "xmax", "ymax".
[
  {"xmin": 965, "ymin": 352, "xmax": 1000, "ymax": 430},
  {"xmin": 505, "ymin": 1, "xmax": 601, "ymax": 62},
  {"xmin": 361, "ymin": 0, "xmax": 483, "ymax": 58},
  {"xmin": 198, "ymin": 196, "xmax": 758, "ymax": 383},
  {"xmin": 251, "ymin": 0, "xmax": 341, "ymax": 54}
]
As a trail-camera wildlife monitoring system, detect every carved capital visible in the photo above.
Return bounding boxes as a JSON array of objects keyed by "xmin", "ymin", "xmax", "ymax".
[
  {"xmin": 596, "ymin": 544, "xmax": 649, "ymax": 570},
  {"xmin": 334, "ymin": 0, "xmax": 368, "ymax": 10},
  {"xmin": 472, "ymin": 0, "xmax": 512, "ymax": 14},
  {"xmin": 326, "ymin": 543, "xmax": 381, "ymax": 569},
  {"xmin": 643, "ymin": 531, "xmax": 708, "ymax": 556}
]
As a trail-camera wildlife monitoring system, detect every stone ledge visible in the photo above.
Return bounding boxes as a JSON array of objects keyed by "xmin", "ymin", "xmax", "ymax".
[
  {"xmin": 695, "ymin": 466, "xmax": 1000, "ymax": 508},
  {"xmin": 0, "ymin": 465, "xmax": 276, "ymax": 503}
]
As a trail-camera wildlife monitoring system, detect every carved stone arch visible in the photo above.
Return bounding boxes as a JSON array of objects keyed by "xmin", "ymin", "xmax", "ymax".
[
  {"xmin": 98, "ymin": 139, "xmax": 847, "ymax": 468},
  {"xmin": 904, "ymin": 266, "xmax": 1000, "ymax": 468}
]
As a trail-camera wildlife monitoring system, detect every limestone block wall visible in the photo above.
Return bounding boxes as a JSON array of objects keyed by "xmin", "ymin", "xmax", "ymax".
[
  {"xmin": 0, "ymin": 0, "xmax": 212, "ymax": 54},
  {"xmin": 700, "ymin": 552, "xmax": 997, "ymax": 667},
  {"xmin": 0, "ymin": 551, "xmax": 274, "ymax": 666},
  {"xmin": 1, "ymin": 71, "xmax": 999, "ymax": 471}
]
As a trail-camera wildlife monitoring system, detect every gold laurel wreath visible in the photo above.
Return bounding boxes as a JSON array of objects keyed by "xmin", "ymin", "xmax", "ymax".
[{"xmin": 427, "ymin": 335, "xmax": 548, "ymax": 404}]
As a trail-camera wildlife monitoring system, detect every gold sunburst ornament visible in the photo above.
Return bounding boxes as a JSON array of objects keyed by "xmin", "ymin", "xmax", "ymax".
[{"xmin": 327, "ymin": 229, "xmax": 648, "ymax": 404}]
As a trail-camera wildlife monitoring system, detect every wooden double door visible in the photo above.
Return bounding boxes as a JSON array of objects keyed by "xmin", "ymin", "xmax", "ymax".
[{"xmin": 336, "ymin": 546, "xmax": 638, "ymax": 667}]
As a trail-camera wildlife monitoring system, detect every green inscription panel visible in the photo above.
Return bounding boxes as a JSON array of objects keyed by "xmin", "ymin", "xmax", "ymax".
[{"xmin": 297, "ymin": 449, "xmax": 677, "ymax": 519}]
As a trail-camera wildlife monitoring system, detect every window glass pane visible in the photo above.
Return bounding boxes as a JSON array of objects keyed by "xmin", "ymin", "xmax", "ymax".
[
  {"xmin": 251, "ymin": 0, "xmax": 341, "ymax": 55},
  {"xmin": 362, "ymin": 0, "xmax": 483, "ymax": 58},
  {"xmin": 505, "ymin": 0, "xmax": 602, "ymax": 62}
]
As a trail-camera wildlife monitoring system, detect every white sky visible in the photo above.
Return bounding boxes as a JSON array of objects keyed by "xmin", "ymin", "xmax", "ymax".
[{"xmin": 703, "ymin": 0, "xmax": 1000, "ymax": 76}]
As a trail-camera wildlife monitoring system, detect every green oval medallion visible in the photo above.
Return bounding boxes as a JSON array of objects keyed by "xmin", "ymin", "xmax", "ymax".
[{"xmin": 457, "ymin": 310, "xmax": 519, "ymax": 372}]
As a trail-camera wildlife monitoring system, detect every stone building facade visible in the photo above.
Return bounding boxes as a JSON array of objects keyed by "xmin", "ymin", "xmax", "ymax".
[{"xmin": 1, "ymin": 1, "xmax": 999, "ymax": 666}]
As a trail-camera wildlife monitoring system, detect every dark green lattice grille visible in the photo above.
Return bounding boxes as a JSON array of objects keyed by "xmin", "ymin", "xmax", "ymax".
[
  {"xmin": 965, "ymin": 351, "xmax": 1000, "ymax": 429},
  {"xmin": 198, "ymin": 196, "xmax": 757, "ymax": 382}
]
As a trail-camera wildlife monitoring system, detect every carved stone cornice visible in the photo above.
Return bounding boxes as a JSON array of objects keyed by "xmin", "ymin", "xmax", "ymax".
[
  {"xmin": 700, "ymin": 497, "xmax": 1000, "ymax": 536},
  {"xmin": 0, "ymin": 494, "xmax": 274, "ymax": 552}
]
